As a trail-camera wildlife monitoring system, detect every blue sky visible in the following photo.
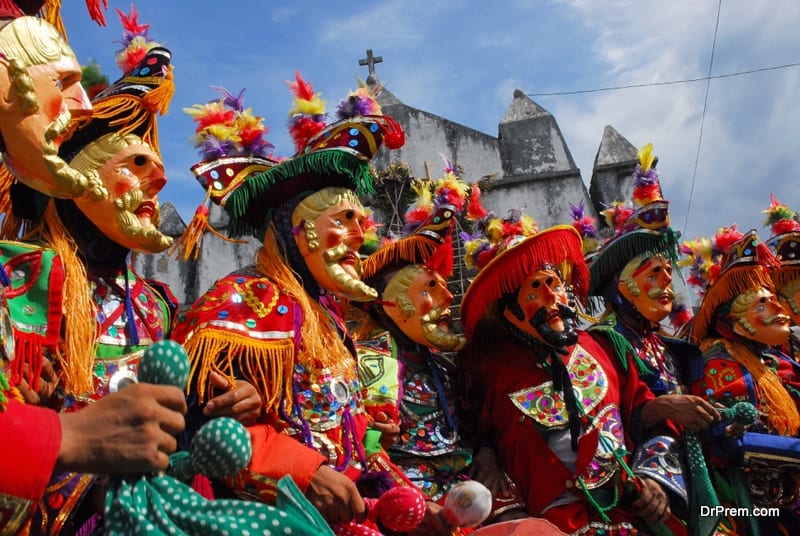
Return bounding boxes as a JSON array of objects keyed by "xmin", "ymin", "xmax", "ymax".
[{"xmin": 61, "ymin": 0, "xmax": 800, "ymax": 248}]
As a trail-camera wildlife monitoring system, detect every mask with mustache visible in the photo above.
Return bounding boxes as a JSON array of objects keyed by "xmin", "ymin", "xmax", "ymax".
[{"xmin": 527, "ymin": 303, "xmax": 579, "ymax": 349}]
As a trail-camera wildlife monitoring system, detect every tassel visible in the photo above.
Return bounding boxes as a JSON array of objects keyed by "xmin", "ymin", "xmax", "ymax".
[
  {"xmin": 190, "ymin": 474, "xmax": 215, "ymax": 500},
  {"xmin": 168, "ymin": 191, "xmax": 245, "ymax": 262},
  {"xmin": 40, "ymin": 204, "xmax": 96, "ymax": 395},
  {"xmin": 425, "ymin": 234, "xmax": 454, "ymax": 278},
  {"xmin": 43, "ymin": 0, "xmax": 66, "ymax": 39},
  {"xmin": 142, "ymin": 65, "xmax": 175, "ymax": 116}
]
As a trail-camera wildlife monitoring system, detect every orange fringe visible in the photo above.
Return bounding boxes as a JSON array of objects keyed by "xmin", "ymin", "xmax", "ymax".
[
  {"xmin": 184, "ymin": 330, "xmax": 294, "ymax": 414},
  {"xmin": 43, "ymin": 0, "xmax": 66, "ymax": 40},
  {"xmin": 142, "ymin": 66, "xmax": 175, "ymax": 116},
  {"xmin": 702, "ymin": 338, "xmax": 800, "ymax": 436},
  {"xmin": 360, "ymin": 235, "xmax": 439, "ymax": 282},
  {"xmin": 257, "ymin": 226, "xmax": 352, "ymax": 372},
  {"xmin": 74, "ymin": 94, "xmax": 161, "ymax": 155},
  {"xmin": 40, "ymin": 204, "xmax": 97, "ymax": 396}
]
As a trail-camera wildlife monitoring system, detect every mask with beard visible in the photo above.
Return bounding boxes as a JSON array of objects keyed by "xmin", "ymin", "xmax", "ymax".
[{"xmin": 528, "ymin": 302, "xmax": 580, "ymax": 349}]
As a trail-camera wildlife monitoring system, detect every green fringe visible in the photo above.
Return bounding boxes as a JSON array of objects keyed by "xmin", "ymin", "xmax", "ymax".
[
  {"xmin": 588, "ymin": 229, "xmax": 680, "ymax": 296},
  {"xmin": 225, "ymin": 150, "xmax": 375, "ymax": 238},
  {"xmin": 587, "ymin": 314, "xmax": 649, "ymax": 376}
]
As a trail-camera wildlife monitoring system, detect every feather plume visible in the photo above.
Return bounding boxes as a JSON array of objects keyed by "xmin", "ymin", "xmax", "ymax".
[
  {"xmin": 113, "ymin": 5, "xmax": 162, "ymax": 75},
  {"xmin": 631, "ymin": 143, "xmax": 662, "ymax": 206},
  {"xmin": 763, "ymin": 193, "xmax": 800, "ymax": 234},
  {"xmin": 601, "ymin": 201, "xmax": 633, "ymax": 233},
  {"xmin": 713, "ymin": 225, "xmax": 744, "ymax": 256},
  {"xmin": 569, "ymin": 200, "xmax": 601, "ymax": 254},
  {"xmin": 286, "ymin": 71, "xmax": 326, "ymax": 117},
  {"xmin": 210, "ymin": 86, "xmax": 246, "ymax": 112},
  {"xmin": 185, "ymin": 87, "xmax": 274, "ymax": 161},
  {"xmin": 433, "ymin": 171, "xmax": 469, "ymax": 212},
  {"xmin": 466, "ymin": 184, "xmax": 488, "ymax": 221},
  {"xmin": 336, "ymin": 83, "xmax": 381, "ymax": 119}
]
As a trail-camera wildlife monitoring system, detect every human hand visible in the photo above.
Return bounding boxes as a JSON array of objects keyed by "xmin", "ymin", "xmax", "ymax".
[
  {"xmin": 202, "ymin": 371, "xmax": 262, "ymax": 425},
  {"xmin": 409, "ymin": 501, "xmax": 452, "ymax": 536},
  {"xmin": 15, "ymin": 357, "xmax": 60, "ymax": 405},
  {"xmin": 469, "ymin": 446, "xmax": 513, "ymax": 497},
  {"xmin": 642, "ymin": 394, "xmax": 720, "ymax": 432},
  {"xmin": 306, "ymin": 464, "xmax": 366, "ymax": 525},
  {"xmin": 56, "ymin": 382, "xmax": 187, "ymax": 474},
  {"xmin": 371, "ymin": 410, "xmax": 401, "ymax": 450},
  {"xmin": 631, "ymin": 477, "xmax": 671, "ymax": 524}
]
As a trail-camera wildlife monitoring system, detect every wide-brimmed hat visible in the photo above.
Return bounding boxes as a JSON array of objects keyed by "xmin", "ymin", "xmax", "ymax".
[
  {"xmin": 221, "ymin": 73, "xmax": 405, "ymax": 239},
  {"xmin": 460, "ymin": 219, "xmax": 588, "ymax": 340}
]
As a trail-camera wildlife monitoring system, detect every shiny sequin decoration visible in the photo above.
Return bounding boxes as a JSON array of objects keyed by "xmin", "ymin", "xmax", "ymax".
[
  {"xmin": 507, "ymin": 344, "xmax": 608, "ymax": 428},
  {"xmin": 293, "ymin": 363, "xmax": 363, "ymax": 431}
]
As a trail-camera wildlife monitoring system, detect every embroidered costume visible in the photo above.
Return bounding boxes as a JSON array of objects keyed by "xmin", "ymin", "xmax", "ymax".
[
  {"xmin": 584, "ymin": 144, "xmax": 717, "ymax": 536},
  {"xmin": 684, "ymin": 228, "xmax": 800, "ymax": 534},
  {"xmin": 173, "ymin": 75, "xmax": 407, "ymax": 504},
  {"xmin": 0, "ymin": 10, "xmax": 177, "ymax": 533}
]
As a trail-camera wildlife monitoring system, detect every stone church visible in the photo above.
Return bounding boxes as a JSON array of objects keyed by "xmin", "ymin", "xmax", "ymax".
[{"xmin": 135, "ymin": 51, "xmax": 642, "ymax": 313}]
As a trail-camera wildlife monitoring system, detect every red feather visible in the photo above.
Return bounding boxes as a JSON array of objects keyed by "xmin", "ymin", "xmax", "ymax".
[
  {"xmin": 467, "ymin": 184, "xmax": 488, "ymax": 220},
  {"xmin": 425, "ymin": 235, "xmax": 454, "ymax": 278},
  {"xmin": 288, "ymin": 117, "xmax": 325, "ymax": 152},
  {"xmin": 115, "ymin": 5, "xmax": 149, "ymax": 35},
  {"xmin": 287, "ymin": 70, "xmax": 314, "ymax": 101},
  {"xmin": 714, "ymin": 226, "xmax": 744, "ymax": 255},
  {"xmin": 85, "ymin": 0, "xmax": 108, "ymax": 25},
  {"xmin": 773, "ymin": 219, "xmax": 800, "ymax": 234}
]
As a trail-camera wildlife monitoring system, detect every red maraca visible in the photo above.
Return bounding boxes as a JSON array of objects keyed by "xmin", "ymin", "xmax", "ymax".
[{"xmin": 334, "ymin": 486, "xmax": 427, "ymax": 536}]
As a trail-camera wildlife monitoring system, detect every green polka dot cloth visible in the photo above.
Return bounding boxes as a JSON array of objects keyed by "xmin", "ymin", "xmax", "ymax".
[
  {"xmin": 104, "ymin": 340, "xmax": 335, "ymax": 535},
  {"xmin": 105, "ymin": 474, "xmax": 333, "ymax": 536},
  {"xmin": 138, "ymin": 339, "xmax": 192, "ymax": 388}
]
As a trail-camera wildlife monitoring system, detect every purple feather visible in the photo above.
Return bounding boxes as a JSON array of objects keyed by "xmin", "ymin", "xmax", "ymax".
[
  {"xmin": 197, "ymin": 138, "xmax": 233, "ymax": 160},
  {"xmin": 336, "ymin": 95, "xmax": 372, "ymax": 119},
  {"xmin": 569, "ymin": 200, "xmax": 586, "ymax": 221},
  {"xmin": 210, "ymin": 86, "xmax": 246, "ymax": 112},
  {"xmin": 248, "ymin": 139, "xmax": 276, "ymax": 159}
]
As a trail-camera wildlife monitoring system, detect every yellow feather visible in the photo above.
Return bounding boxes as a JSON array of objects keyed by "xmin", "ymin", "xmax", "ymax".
[{"xmin": 638, "ymin": 143, "xmax": 655, "ymax": 173}]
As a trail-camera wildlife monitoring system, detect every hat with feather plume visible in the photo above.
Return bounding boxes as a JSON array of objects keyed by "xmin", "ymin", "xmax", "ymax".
[
  {"xmin": 170, "ymin": 85, "xmax": 277, "ymax": 260},
  {"xmin": 360, "ymin": 157, "xmax": 470, "ymax": 287},
  {"xmin": 222, "ymin": 73, "xmax": 405, "ymax": 239},
  {"xmin": 762, "ymin": 193, "xmax": 800, "ymax": 291},
  {"xmin": 587, "ymin": 143, "xmax": 679, "ymax": 297},
  {"xmin": 681, "ymin": 226, "xmax": 780, "ymax": 344}
]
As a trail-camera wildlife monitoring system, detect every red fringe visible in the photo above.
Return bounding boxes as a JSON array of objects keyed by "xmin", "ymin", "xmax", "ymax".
[{"xmin": 9, "ymin": 331, "xmax": 44, "ymax": 391}]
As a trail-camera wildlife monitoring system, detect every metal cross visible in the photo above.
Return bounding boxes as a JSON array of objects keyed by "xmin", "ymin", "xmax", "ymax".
[{"xmin": 358, "ymin": 49, "xmax": 383, "ymax": 77}]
